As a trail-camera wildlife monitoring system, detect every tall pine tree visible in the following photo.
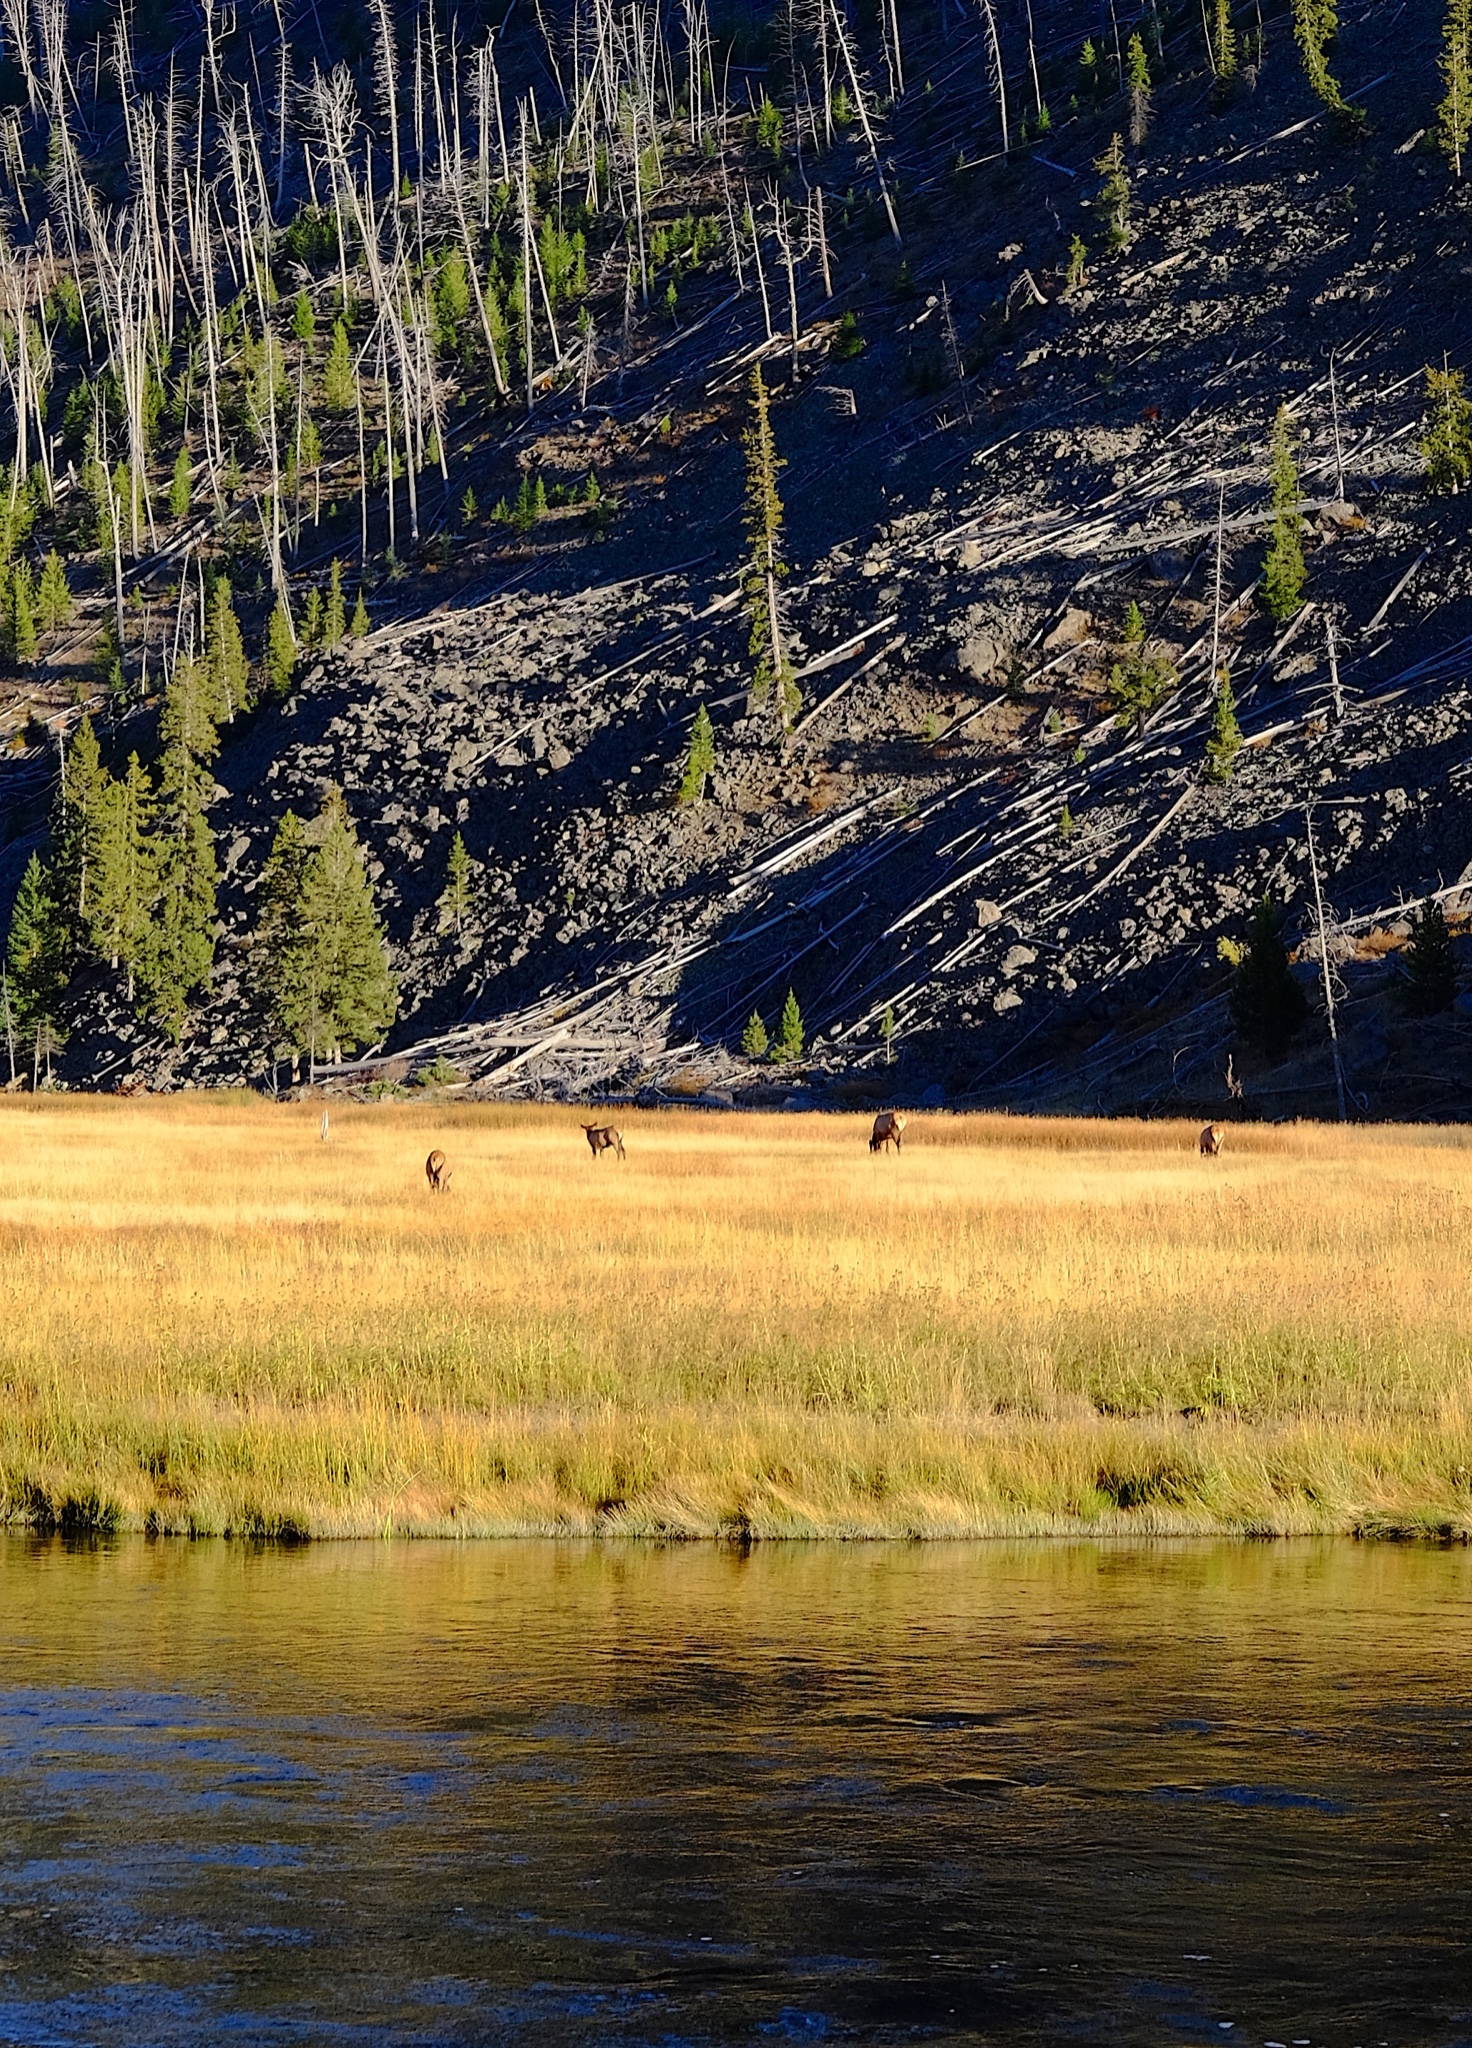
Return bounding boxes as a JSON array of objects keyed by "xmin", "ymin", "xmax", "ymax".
[
  {"xmin": 1263, "ymin": 404, "xmax": 1307, "ymax": 622},
  {"xmin": 90, "ymin": 753, "xmax": 157, "ymax": 1001},
  {"xmin": 50, "ymin": 715, "xmax": 111, "ymax": 966},
  {"xmin": 742, "ymin": 365, "xmax": 797, "ymax": 728},
  {"xmin": 1440, "ymin": 0, "xmax": 1472, "ymax": 174},
  {"xmin": 256, "ymin": 793, "xmax": 396, "ymax": 1066},
  {"xmin": 141, "ymin": 656, "xmax": 219, "ymax": 1035},
  {"xmin": 5, "ymin": 852, "xmax": 65, "ymax": 1080}
]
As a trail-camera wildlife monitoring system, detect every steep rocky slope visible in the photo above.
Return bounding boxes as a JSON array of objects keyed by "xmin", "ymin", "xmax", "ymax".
[{"xmin": 10, "ymin": 0, "xmax": 1472, "ymax": 1118}]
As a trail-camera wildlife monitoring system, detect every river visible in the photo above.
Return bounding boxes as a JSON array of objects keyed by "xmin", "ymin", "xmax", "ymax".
[{"xmin": 0, "ymin": 1536, "xmax": 1467, "ymax": 2044}]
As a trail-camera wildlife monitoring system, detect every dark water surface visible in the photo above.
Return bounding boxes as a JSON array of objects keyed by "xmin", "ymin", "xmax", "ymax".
[{"xmin": 0, "ymin": 1537, "xmax": 1468, "ymax": 2046}]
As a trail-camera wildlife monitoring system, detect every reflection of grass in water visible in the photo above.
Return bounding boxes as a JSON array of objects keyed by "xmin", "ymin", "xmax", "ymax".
[{"xmin": 3, "ymin": 1097, "xmax": 1472, "ymax": 1539}]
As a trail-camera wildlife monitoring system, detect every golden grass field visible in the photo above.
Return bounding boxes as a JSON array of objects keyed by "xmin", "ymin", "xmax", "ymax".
[{"xmin": 3, "ymin": 1094, "xmax": 1472, "ymax": 1541}]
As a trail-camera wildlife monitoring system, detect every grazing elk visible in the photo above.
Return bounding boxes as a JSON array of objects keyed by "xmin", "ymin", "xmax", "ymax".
[
  {"xmin": 870, "ymin": 1110, "xmax": 909, "ymax": 1154},
  {"xmin": 425, "ymin": 1148, "xmax": 452, "ymax": 1192},
  {"xmin": 582, "ymin": 1123, "xmax": 626, "ymax": 1162},
  {"xmin": 1199, "ymin": 1124, "xmax": 1225, "ymax": 1158}
]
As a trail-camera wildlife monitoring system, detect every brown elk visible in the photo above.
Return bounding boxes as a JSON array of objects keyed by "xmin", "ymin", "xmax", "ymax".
[
  {"xmin": 425, "ymin": 1149, "xmax": 452, "ymax": 1192},
  {"xmin": 582, "ymin": 1123, "xmax": 626, "ymax": 1162},
  {"xmin": 1199, "ymin": 1124, "xmax": 1225, "ymax": 1158},
  {"xmin": 870, "ymin": 1110, "xmax": 909, "ymax": 1154}
]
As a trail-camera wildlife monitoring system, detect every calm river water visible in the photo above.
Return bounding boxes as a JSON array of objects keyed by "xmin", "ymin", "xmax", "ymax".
[{"xmin": 0, "ymin": 1536, "xmax": 1468, "ymax": 2045}]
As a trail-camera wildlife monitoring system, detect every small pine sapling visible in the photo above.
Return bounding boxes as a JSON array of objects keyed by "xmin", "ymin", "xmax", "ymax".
[
  {"xmin": 350, "ymin": 588, "xmax": 369, "ymax": 637},
  {"xmin": 291, "ymin": 290, "xmax": 316, "ymax": 342},
  {"xmin": 323, "ymin": 559, "xmax": 347, "ymax": 647},
  {"xmin": 438, "ymin": 830, "xmax": 475, "ymax": 936},
  {"xmin": 772, "ymin": 987, "xmax": 804, "ymax": 1061},
  {"xmin": 678, "ymin": 704, "xmax": 716, "ymax": 804},
  {"xmin": 37, "ymin": 550, "xmax": 71, "ymax": 632},
  {"xmin": 740, "ymin": 1009, "xmax": 769, "ymax": 1058},
  {"xmin": 1109, "ymin": 601, "xmax": 1177, "ymax": 734},
  {"xmin": 1263, "ymin": 404, "xmax": 1307, "ymax": 621},
  {"xmin": 1126, "ymin": 32, "xmax": 1152, "ymax": 144},
  {"xmin": 880, "ymin": 1003, "xmax": 896, "ymax": 1063},
  {"xmin": 461, "ymin": 486, "xmax": 478, "ymax": 527},
  {"xmin": 1206, "ymin": 668, "xmax": 1243, "ymax": 782},
  {"xmin": 168, "ymin": 445, "xmax": 192, "ymax": 521},
  {"xmin": 754, "ymin": 95, "xmax": 783, "ymax": 157},
  {"xmin": 1230, "ymin": 893, "xmax": 1308, "ymax": 1058},
  {"xmin": 8, "ymin": 558, "xmax": 37, "ymax": 664},
  {"xmin": 1059, "ymin": 803, "xmax": 1076, "ymax": 840},
  {"xmin": 301, "ymin": 587, "xmax": 323, "ymax": 646},
  {"xmin": 1066, "ymin": 235, "xmax": 1088, "ymax": 292},
  {"xmin": 265, "ymin": 601, "xmax": 296, "ymax": 696},
  {"xmin": 1092, "ymin": 133, "xmax": 1131, "ymax": 251},
  {"xmin": 1422, "ymin": 362, "xmax": 1472, "ymax": 494}
]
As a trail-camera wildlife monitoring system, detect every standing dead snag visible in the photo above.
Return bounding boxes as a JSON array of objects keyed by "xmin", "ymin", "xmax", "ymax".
[{"xmin": 742, "ymin": 364, "xmax": 797, "ymax": 729}]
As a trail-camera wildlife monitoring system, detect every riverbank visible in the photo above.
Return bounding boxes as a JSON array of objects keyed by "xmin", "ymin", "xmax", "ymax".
[{"xmin": 3, "ymin": 1097, "xmax": 1471, "ymax": 1541}]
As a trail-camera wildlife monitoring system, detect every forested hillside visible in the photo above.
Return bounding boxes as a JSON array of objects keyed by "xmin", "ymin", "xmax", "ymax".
[{"xmin": 3, "ymin": 0, "xmax": 1472, "ymax": 1117}]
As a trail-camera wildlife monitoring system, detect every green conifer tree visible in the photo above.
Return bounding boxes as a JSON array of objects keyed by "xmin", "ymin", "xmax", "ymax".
[
  {"xmin": 1292, "ymin": 0, "xmax": 1356, "ymax": 116},
  {"xmin": 323, "ymin": 559, "xmax": 347, "ymax": 647},
  {"xmin": 301, "ymin": 587, "xmax": 323, "ymax": 646},
  {"xmin": 773, "ymin": 987, "xmax": 804, "ymax": 1061},
  {"xmin": 1263, "ymin": 404, "xmax": 1307, "ymax": 622},
  {"xmin": 1093, "ymin": 134, "xmax": 1131, "ymax": 251},
  {"xmin": 90, "ymin": 752, "xmax": 157, "ymax": 999},
  {"xmin": 261, "ymin": 791, "xmax": 397, "ymax": 1064},
  {"xmin": 1212, "ymin": 0, "xmax": 1240, "ymax": 83},
  {"xmin": 323, "ymin": 318, "xmax": 356, "ymax": 412},
  {"xmin": 205, "ymin": 578, "xmax": 249, "ymax": 720},
  {"xmin": 1401, "ymin": 900, "xmax": 1457, "ymax": 1014},
  {"xmin": 743, "ymin": 365, "xmax": 797, "ymax": 727},
  {"xmin": 1205, "ymin": 668, "xmax": 1243, "ymax": 783},
  {"xmin": 1109, "ymin": 601, "xmax": 1178, "ymax": 734},
  {"xmin": 8, "ymin": 557, "xmax": 37, "ymax": 664},
  {"xmin": 168, "ymin": 445, "xmax": 192, "ymax": 521},
  {"xmin": 265, "ymin": 597, "xmax": 297, "ymax": 695},
  {"xmin": 350, "ymin": 588, "xmax": 369, "ymax": 637},
  {"xmin": 740, "ymin": 1009, "xmax": 769, "ymax": 1058},
  {"xmin": 37, "ymin": 549, "xmax": 71, "ymax": 632},
  {"xmin": 1423, "ymin": 363, "xmax": 1472, "ymax": 494},
  {"xmin": 1439, "ymin": 0, "xmax": 1472, "ymax": 174},
  {"xmin": 141, "ymin": 656, "xmax": 219, "ymax": 1035},
  {"xmin": 880, "ymin": 1003, "xmax": 897, "ymax": 1063},
  {"xmin": 678, "ymin": 704, "xmax": 716, "ymax": 804},
  {"xmin": 1230, "ymin": 893, "xmax": 1308, "ymax": 1058},
  {"xmin": 1066, "ymin": 236, "xmax": 1088, "ymax": 292},
  {"xmin": 292, "ymin": 289, "xmax": 316, "ymax": 342},
  {"xmin": 5, "ymin": 851, "xmax": 66, "ymax": 1078},
  {"xmin": 438, "ymin": 829, "xmax": 474, "ymax": 935},
  {"xmin": 1126, "ymin": 32, "xmax": 1152, "ymax": 143},
  {"xmin": 51, "ymin": 714, "xmax": 110, "ymax": 963}
]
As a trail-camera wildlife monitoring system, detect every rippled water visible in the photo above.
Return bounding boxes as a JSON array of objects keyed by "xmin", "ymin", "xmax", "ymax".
[{"xmin": 0, "ymin": 1536, "xmax": 1469, "ymax": 2045}]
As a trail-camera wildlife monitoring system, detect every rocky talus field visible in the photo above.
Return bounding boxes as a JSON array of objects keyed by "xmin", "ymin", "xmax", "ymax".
[{"xmin": 6, "ymin": 0, "xmax": 1472, "ymax": 1118}]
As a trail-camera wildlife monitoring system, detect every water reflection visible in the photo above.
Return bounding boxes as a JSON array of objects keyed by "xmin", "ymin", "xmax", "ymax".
[{"xmin": 0, "ymin": 1537, "xmax": 1468, "ymax": 2044}]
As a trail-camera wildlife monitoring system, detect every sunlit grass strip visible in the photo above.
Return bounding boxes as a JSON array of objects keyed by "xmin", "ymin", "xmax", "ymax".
[{"xmin": 3, "ymin": 1096, "xmax": 1472, "ymax": 1539}]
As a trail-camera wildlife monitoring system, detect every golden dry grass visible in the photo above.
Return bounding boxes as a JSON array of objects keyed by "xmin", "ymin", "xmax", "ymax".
[{"xmin": 3, "ymin": 1095, "xmax": 1472, "ymax": 1540}]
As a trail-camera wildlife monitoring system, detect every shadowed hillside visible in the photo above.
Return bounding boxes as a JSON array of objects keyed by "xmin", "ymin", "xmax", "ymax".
[{"xmin": 3, "ymin": 0, "xmax": 1472, "ymax": 1116}]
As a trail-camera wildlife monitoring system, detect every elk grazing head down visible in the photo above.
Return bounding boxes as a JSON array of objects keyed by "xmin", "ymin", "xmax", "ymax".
[
  {"xmin": 870, "ymin": 1110, "xmax": 908, "ymax": 1154},
  {"xmin": 1199, "ymin": 1124, "xmax": 1225, "ymax": 1158},
  {"xmin": 425, "ymin": 1149, "xmax": 451, "ymax": 1191},
  {"xmin": 582, "ymin": 1124, "xmax": 626, "ymax": 1161}
]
